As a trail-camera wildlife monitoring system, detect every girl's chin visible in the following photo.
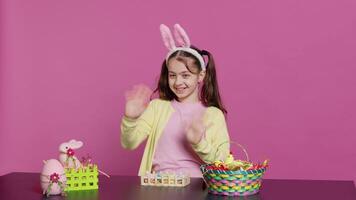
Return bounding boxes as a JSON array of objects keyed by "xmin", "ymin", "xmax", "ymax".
[
  {"xmin": 175, "ymin": 94, "xmax": 187, "ymax": 99},
  {"xmin": 174, "ymin": 93, "xmax": 188, "ymax": 100},
  {"xmin": 176, "ymin": 93, "xmax": 197, "ymax": 102},
  {"xmin": 173, "ymin": 89, "xmax": 187, "ymax": 96}
]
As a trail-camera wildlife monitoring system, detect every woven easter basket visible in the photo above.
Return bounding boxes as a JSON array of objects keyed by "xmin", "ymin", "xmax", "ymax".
[{"xmin": 200, "ymin": 142, "xmax": 267, "ymax": 196}]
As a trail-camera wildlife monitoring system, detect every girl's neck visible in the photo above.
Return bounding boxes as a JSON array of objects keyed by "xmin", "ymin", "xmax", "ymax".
[
  {"xmin": 174, "ymin": 98, "xmax": 201, "ymax": 104},
  {"xmin": 172, "ymin": 99, "xmax": 204, "ymax": 111},
  {"xmin": 176, "ymin": 95, "xmax": 200, "ymax": 104}
]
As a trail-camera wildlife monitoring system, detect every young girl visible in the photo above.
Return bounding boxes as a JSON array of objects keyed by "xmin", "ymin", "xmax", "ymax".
[{"xmin": 121, "ymin": 24, "xmax": 230, "ymax": 177}]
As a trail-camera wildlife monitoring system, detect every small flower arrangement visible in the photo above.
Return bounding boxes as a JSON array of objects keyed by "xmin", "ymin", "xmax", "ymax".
[{"xmin": 41, "ymin": 139, "xmax": 109, "ymax": 196}]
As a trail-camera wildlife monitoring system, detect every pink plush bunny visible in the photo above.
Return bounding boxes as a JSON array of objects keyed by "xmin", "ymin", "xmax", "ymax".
[{"xmin": 59, "ymin": 139, "xmax": 83, "ymax": 169}]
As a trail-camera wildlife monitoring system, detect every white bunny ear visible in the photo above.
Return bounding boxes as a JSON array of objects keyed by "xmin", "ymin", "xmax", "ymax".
[
  {"xmin": 173, "ymin": 24, "xmax": 191, "ymax": 47},
  {"xmin": 160, "ymin": 24, "xmax": 176, "ymax": 50},
  {"xmin": 69, "ymin": 139, "xmax": 83, "ymax": 149},
  {"xmin": 59, "ymin": 139, "xmax": 83, "ymax": 151}
]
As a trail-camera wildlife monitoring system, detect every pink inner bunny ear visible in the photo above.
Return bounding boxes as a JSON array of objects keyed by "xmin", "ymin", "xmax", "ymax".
[
  {"xmin": 174, "ymin": 24, "xmax": 191, "ymax": 47},
  {"xmin": 160, "ymin": 24, "xmax": 176, "ymax": 50}
]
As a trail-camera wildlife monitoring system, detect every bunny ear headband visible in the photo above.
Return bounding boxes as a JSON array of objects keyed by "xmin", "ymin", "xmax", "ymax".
[{"xmin": 160, "ymin": 24, "xmax": 206, "ymax": 71}]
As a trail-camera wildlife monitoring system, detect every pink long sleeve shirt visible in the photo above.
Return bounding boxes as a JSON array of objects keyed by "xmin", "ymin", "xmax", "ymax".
[{"xmin": 152, "ymin": 100, "xmax": 207, "ymax": 177}]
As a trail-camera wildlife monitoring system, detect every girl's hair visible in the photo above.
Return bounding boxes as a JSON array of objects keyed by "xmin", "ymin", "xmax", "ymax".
[{"xmin": 154, "ymin": 45, "xmax": 227, "ymax": 114}]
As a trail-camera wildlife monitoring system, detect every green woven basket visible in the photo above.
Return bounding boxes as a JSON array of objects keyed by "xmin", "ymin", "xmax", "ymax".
[
  {"xmin": 200, "ymin": 142, "xmax": 267, "ymax": 196},
  {"xmin": 200, "ymin": 164, "xmax": 266, "ymax": 196},
  {"xmin": 64, "ymin": 165, "xmax": 99, "ymax": 191}
]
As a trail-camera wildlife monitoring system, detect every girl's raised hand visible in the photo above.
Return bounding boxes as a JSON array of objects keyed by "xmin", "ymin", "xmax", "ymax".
[
  {"xmin": 124, "ymin": 84, "xmax": 153, "ymax": 119},
  {"xmin": 185, "ymin": 111, "xmax": 212, "ymax": 145}
]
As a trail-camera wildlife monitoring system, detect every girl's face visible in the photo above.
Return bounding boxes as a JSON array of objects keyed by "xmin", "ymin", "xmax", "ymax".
[{"xmin": 167, "ymin": 58, "xmax": 205, "ymax": 103}]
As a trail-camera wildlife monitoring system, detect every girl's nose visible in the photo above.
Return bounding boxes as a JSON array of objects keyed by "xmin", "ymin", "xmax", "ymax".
[{"xmin": 175, "ymin": 76, "xmax": 183, "ymax": 85}]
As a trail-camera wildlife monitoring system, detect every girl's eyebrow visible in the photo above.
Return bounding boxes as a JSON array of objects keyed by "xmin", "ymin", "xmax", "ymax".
[{"xmin": 168, "ymin": 71, "xmax": 190, "ymax": 74}]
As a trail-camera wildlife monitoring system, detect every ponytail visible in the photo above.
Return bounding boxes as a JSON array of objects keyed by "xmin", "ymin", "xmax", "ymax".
[{"xmin": 200, "ymin": 50, "xmax": 227, "ymax": 114}]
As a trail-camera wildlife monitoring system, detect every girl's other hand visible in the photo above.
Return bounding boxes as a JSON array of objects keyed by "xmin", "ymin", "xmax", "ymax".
[
  {"xmin": 124, "ymin": 84, "xmax": 153, "ymax": 119},
  {"xmin": 185, "ymin": 111, "xmax": 212, "ymax": 145}
]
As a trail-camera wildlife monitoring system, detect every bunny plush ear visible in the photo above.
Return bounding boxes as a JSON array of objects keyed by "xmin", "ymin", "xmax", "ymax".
[
  {"xmin": 160, "ymin": 24, "xmax": 176, "ymax": 50},
  {"xmin": 68, "ymin": 139, "xmax": 83, "ymax": 149},
  {"xmin": 59, "ymin": 139, "xmax": 83, "ymax": 151},
  {"xmin": 173, "ymin": 24, "xmax": 191, "ymax": 47}
]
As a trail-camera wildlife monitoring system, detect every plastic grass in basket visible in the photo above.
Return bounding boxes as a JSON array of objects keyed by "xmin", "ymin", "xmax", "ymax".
[{"xmin": 200, "ymin": 142, "xmax": 269, "ymax": 196}]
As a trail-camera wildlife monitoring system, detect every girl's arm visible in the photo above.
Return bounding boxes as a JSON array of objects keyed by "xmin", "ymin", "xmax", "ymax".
[
  {"xmin": 120, "ymin": 100, "xmax": 156, "ymax": 150},
  {"xmin": 191, "ymin": 107, "xmax": 230, "ymax": 163}
]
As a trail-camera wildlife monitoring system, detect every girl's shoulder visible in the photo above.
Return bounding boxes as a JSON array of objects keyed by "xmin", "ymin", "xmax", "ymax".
[
  {"xmin": 205, "ymin": 106, "xmax": 225, "ymax": 118},
  {"xmin": 149, "ymin": 98, "xmax": 171, "ymax": 107},
  {"xmin": 203, "ymin": 106, "xmax": 226, "ymax": 124}
]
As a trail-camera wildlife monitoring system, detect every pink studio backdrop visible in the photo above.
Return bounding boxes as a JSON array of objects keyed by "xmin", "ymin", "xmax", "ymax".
[{"xmin": 1, "ymin": 0, "xmax": 355, "ymax": 183}]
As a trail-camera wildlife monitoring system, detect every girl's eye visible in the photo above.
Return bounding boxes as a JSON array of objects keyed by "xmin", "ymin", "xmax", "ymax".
[
  {"xmin": 169, "ymin": 74, "xmax": 176, "ymax": 78},
  {"xmin": 182, "ymin": 74, "xmax": 190, "ymax": 78}
]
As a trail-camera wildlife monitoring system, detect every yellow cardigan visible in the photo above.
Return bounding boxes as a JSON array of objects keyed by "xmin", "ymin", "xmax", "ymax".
[{"xmin": 120, "ymin": 99, "xmax": 230, "ymax": 176}]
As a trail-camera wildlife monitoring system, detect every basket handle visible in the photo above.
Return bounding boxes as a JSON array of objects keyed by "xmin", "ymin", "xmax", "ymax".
[{"xmin": 214, "ymin": 141, "xmax": 250, "ymax": 162}]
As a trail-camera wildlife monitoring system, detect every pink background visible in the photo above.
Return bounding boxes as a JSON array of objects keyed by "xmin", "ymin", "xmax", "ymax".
[{"xmin": 1, "ymin": 0, "xmax": 355, "ymax": 183}]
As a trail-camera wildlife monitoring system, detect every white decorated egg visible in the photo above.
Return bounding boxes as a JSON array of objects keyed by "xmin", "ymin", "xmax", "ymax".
[{"xmin": 40, "ymin": 159, "xmax": 67, "ymax": 196}]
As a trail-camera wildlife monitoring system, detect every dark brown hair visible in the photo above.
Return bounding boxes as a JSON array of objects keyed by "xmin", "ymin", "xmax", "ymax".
[{"xmin": 154, "ymin": 45, "xmax": 227, "ymax": 114}]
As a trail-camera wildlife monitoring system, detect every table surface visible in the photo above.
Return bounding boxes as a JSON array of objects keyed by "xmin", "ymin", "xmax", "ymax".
[{"xmin": 0, "ymin": 173, "xmax": 355, "ymax": 200}]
